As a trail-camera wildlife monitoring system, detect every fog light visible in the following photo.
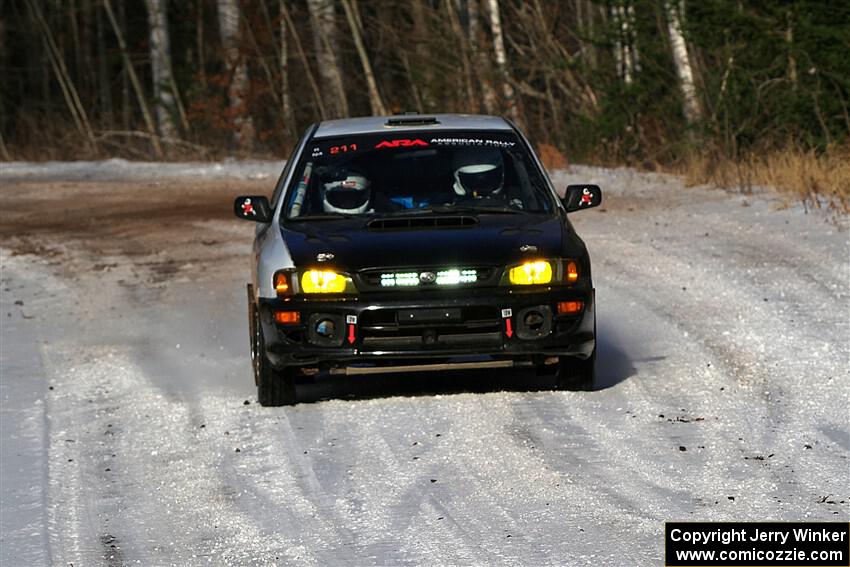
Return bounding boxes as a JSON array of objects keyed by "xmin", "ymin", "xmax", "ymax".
[
  {"xmin": 315, "ymin": 318, "xmax": 336, "ymax": 338},
  {"xmin": 523, "ymin": 310, "xmax": 545, "ymax": 331},
  {"xmin": 274, "ymin": 310, "xmax": 300, "ymax": 324},
  {"xmin": 557, "ymin": 301, "xmax": 584, "ymax": 315}
]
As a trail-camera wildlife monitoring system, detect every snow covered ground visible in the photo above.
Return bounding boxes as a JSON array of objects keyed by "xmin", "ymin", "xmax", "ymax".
[
  {"xmin": 0, "ymin": 158, "xmax": 284, "ymax": 182},
  {"xmin": 1, "ymin": 161, "xmax": 848, "ymax": 565}
]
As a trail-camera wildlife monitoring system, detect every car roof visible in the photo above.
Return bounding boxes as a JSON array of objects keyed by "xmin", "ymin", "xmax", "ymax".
[{"xmin": 313, "ymin": 114, "xmax": 513, "ymax": 139}]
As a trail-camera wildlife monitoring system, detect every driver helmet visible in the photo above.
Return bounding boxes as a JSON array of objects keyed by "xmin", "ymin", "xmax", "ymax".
[
  {"xmin": 321, "ymin": 168, "xmax": 371, "ymax": 214},
  {"xmin": 452, "ymin": 147, "xmax": 504, "ymax": 197}
]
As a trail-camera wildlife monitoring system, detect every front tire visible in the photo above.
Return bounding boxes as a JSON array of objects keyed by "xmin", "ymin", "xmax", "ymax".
[
  {"xmin": 250, "ymin": 299, "xmax": 297, "ymax": 406},
  {"xmin": 555, "ymin": 349, "xmax": 596, "ymax": 391}
]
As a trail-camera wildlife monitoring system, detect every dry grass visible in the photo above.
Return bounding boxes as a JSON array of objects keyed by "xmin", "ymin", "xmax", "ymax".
[
  {"xmin": 680, "ymin": 145, "xmax": 850, "ymax": 212},
  {"xmin": 537, "ymin": 143, "xmax": 570, "ymax": 170}
]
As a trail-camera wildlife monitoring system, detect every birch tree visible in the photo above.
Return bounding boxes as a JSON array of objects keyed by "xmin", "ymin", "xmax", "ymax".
[
  {"xmin": 666, "ymin": 0, "xmax": 701, "ymax": 126},
  {"xmin": 611, "ymin": 1, "xmax": 639, "ymax": 85},
  {"xmin": 217, "ymin": 0, "xmax": 255, "ymax": 149},
  {"xmin": 306, "ymin": 0, "xmax": 349, "ymax": 118},
  {"xmin": 144, "ymin": 0, "xmax": 177, "ymax": 139},
  {"xmin": 486, "ymin": 0, "xmax": 522, "ymax": 126}
]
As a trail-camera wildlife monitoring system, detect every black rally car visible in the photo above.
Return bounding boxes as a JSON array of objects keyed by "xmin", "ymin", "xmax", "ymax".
[{"xmin": 235, "ymin": 114, "xmax": 602, "ymax": 406}]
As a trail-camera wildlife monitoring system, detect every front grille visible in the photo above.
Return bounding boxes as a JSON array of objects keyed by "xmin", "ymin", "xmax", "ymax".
[
  {"xmin": 361, "ymin": 332, "xmax": 501, "ymax": 349},
  {"xmin": 358, "ymin": 266, "xmax": 497, "ymax": 291},
  {"xmin": 359, "ymin": 306, "xmax": 502, "ymax": 350}
]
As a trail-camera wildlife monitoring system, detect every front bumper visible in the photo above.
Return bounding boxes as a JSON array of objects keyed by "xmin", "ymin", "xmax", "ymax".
[{"xmin": 257, "ymin": 286, "xmax": 595, "ymax": 369}]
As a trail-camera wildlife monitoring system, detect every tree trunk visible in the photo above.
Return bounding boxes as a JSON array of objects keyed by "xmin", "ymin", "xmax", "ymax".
[
  {"xmin": 340, "ymin": 0, "xmax": 386, "ymax": 115},
  {"xmin": 443, "ymin": 0, "xmax": 476, "ymax": 112},
  {"xmin": 27, "ymin": 0, "xmax": 97, "ymax": 150},
  {"xmin": 196, "ymin": 1, "xmax": 207, "ymax": 88},
  {"xmin": 626, "ymin": 3, "xmax": 640, "ymax": 74},
  {"xmin": 786, "ymin": 9, "xmax": 797, "ymax": 89},
  {"xmin": 119, "ymin": 0, "xmax": 130, "ymax": 131},
  {"xmin": 144, "ymin": 0, "xmax": 178, "ymax": 138},
  {"xmin": 103, "ymin": 0, "xmax": 163, "ymax": 157},
  {"xmin": 278, "ymin": 0, "xmax": 293, "ymax": 136},
  {"xmin": 280, "ymin": 1, "xmax": 326, "ymax": 120},
  {"xmin": 306, "ymin": 0, "xmax": 349, "ymax": 118},
  {"xmin": 486, "ymin": 0, "xmax": 522, "ymax": 126},
  {"xmin": 410, "ymin": 0, "xmax": 434, "ymax": 110},
  {"xmin": 611, "ymin": 2, "xmax": 638, "ymax": 85},
  {"xmin": 217, "ymin": 0, "xmax": 255, "ymax": 150},
  {"xmin": 96, "ymin": 4, "xmax": 112, "ymax": 126},
  {"xmin": 467, "ymin": 0, "xmax": 498, "ymax": 114},
  {"xmin": 665, "ymin": 0, "xmax": 701, "ymax": 126}
]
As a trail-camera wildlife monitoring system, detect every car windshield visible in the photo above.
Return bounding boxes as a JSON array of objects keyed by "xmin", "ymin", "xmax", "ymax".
[{"xmin": 283, "ymin": 130, "xmax": 555, "ymax": 220}]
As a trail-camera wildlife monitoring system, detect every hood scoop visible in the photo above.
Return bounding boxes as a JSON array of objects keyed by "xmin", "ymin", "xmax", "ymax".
[{"xmin": 367, "ymin": 216, "xmax": 478, "ymax": 231}]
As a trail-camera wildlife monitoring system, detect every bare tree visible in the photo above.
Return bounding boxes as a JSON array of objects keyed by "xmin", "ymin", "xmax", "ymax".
[
  {"xmin": 443, "ymin": 0, "xmax": 476, "ymax": 111},
  {"xmin": 410, "ymin": 0, "xmax": 434, "ymax": 110},
  {"xmin": 144, "ymin": 0, "xmax": 178, "ymax": 138},
  {"xmin": 27, "ymin": 0, "xmax": 97, "ymax": 150},
  {"xmin": 280, "ymin": 2, "xmax": 326, "ymax": 120},
  {"xmin": 486, "ymin": 0, "xmax": 522, "ymax": 126},
  {"xmin": 103, "ymin": 0, "xmax": 162, "ymax": 156},
  {"xmin": 665, "ymin": 0, "xmax": 702, "ymax": 126},
  {"xmin": 785, "ymin": 9, "xmax": 797, "ymax": 89},
  {"xmin": 278, "ymin": 0, "xmax": 293, "ymax": 132},
  {"xmin": 341, "ymin": 0, "xmax": 386, "ymax": 115},
  {"xmin": 217, "ymin": 0, "xmax": 255, "ymax": 149},
  {"xmin": 306, "ymin": 0, "xmax": 349, "ymax": 118},
  {"xmin": 611, "ymin": 1, "xmax": 639, "ymax": 85},
  {"xmin": 467, "ymin": 0, "xmax": 498, "ymax": 114},
  {"xmin": 95, "ymin": 4, "xmax": 113, "ymax": 126}
]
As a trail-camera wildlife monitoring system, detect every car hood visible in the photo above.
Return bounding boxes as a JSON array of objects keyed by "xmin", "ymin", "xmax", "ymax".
[{"xmin": 282, "ymin": 214, "xmax": 564, "ymax": 271}]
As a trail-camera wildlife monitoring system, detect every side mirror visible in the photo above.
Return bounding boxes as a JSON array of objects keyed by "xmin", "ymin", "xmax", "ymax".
[
  {"xmin": 563, "ymin": 184, "xmax": 602, "ymax": 212},
  {"xmin": 234, "ymin": 195, "xmax": 272, "ymax": 222}
]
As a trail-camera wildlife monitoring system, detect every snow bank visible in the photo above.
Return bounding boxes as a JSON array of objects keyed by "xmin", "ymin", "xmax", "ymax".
[{"xmin": 0, "ymin": 158, "xmax": 286, "ymax": 182}]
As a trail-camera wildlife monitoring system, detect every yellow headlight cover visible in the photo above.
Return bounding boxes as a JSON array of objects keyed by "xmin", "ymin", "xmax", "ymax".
[
  {"xmin": 301, "ymin": 270, "xmax": 348, "ymax": 293},
  {"xmin": 509, "ymin": 261, "xmax": 553, "ymax": 285}
]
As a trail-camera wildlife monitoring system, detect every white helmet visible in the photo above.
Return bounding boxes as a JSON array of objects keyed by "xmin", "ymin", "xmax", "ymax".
[
  {"xmin": 321, "ymin": 170, "xmax": 371, "ymax": 214},
  {"xmin": 453, "ymin": 148, "xmax": 504, "ymax": 197}
]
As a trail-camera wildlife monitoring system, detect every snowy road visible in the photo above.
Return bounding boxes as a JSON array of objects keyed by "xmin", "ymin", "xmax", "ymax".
[{"xmin": 1, "ymin": 164, "xmax": 848, "ymax": 565}]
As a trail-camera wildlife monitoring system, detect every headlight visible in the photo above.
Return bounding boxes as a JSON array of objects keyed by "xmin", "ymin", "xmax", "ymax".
[
  {"xmin": 508, "ymin": 261, "xmax": 553, "ymax": 285},
  {"xmin": 300, "ymin": 270, "xmax": 355, "ymax": 293}
]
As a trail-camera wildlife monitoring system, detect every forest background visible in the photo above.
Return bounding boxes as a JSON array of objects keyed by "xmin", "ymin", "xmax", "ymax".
[{"xmin": 1, "ymin": 0, "xmax": 848, "ymax": 208}]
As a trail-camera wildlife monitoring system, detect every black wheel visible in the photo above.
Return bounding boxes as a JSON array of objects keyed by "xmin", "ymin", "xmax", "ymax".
[
  {"xmin": 250, "ymin": 300, "xmax": 297, "ymax": 406},
  {"xmin": 555, "ymin": 349, "xmax": 596, "ymax": 391}
]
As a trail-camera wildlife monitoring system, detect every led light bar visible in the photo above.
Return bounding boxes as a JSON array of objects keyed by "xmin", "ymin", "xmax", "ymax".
[
  {"xmin": 378, "ymin": 269, "xmax": 478, "ymax": 287},
  {"xmin": 436, "ymin": 269, "xmax": 477, "ymax": 285},
  {"xmin": 380, "ymin": 272, "xmax": 419, "ymax": 287}
]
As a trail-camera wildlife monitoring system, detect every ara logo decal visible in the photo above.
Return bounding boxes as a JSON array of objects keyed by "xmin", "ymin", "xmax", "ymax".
[
  {"xmin": 241, "ymin": 198, "xmax": 256, "ymax": 216},
  {"xmin": 374, "ymin": 139, "xmax": 429, "ymax": 149},
  {"xmin": 579, "ymin": 188, "xmax": 593, "ymax": 206}
]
